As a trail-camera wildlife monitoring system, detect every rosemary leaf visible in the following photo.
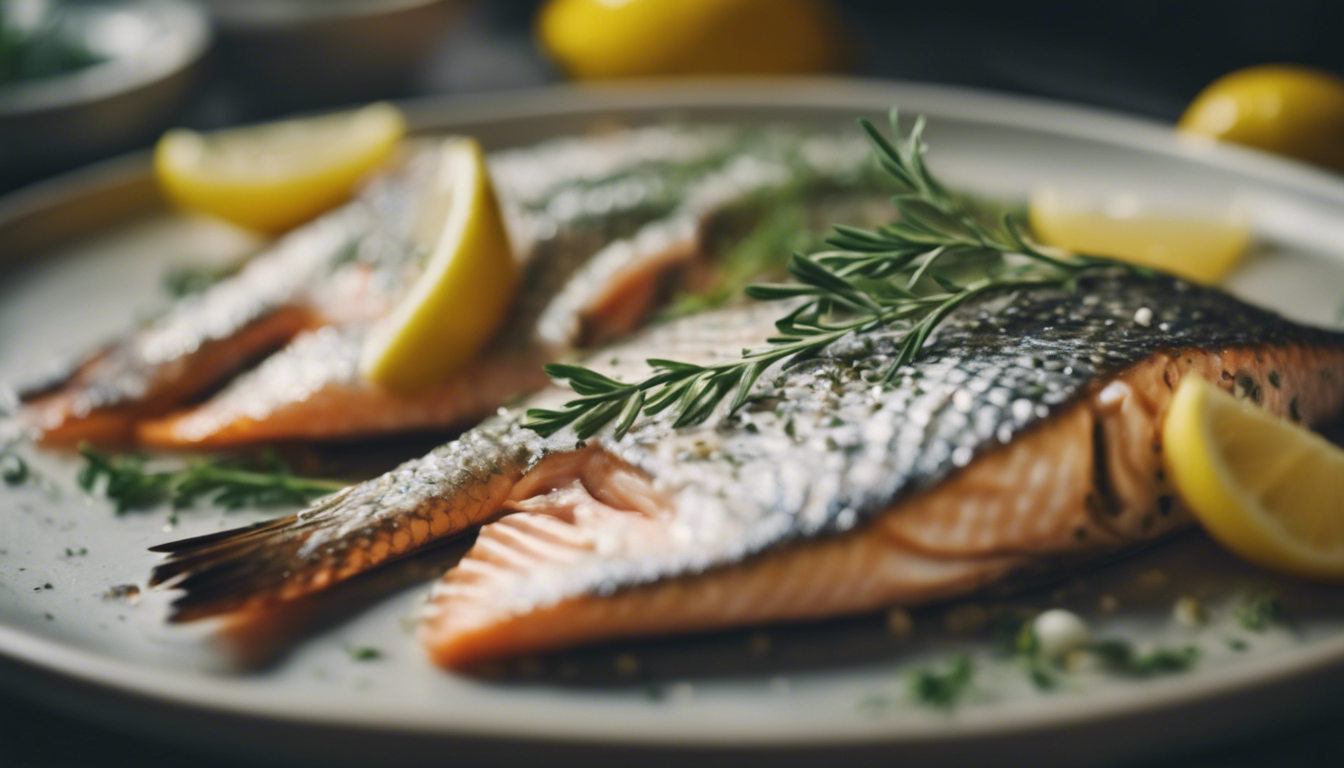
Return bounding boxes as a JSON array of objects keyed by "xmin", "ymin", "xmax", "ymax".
[{"xmin": 522, "ymin": 109, "xmax": 1136, "ymax": 441}]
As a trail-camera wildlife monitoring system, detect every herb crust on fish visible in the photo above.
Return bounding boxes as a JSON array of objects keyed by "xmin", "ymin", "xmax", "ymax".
[{"xmin": 147, "ymin": 273, "xmax": 1344, "ymax": 666}]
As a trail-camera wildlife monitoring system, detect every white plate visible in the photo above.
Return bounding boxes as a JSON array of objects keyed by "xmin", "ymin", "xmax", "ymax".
[{"xmin": 4, "ymin": 79, "xmax": 1344, "ymax": 767}]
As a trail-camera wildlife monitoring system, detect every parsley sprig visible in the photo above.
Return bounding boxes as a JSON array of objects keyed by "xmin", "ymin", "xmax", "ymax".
[
  {"xmin": 77, "ymin": 447, "xmax": 346, "ymax": 513},
  {"xmin": 524, "ymin": 111, "xmax": 1140, "ymax": 440}
]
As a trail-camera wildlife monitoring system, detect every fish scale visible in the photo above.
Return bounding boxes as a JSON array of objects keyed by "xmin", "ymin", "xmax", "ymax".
[
  {"xmin": 16, "ymin": 125, "xmax": 815, "ymax": 445},
  {"xmin": 149, "ymin": 272, "xmax": 1344, "ymax": 657},
  {"xmin": 94, "ymin": 126, "xmax": 891, "ymax": 448},
  {"xmin": 596, "ymin": 274, "xmax": 1343, "ymax": 579}
]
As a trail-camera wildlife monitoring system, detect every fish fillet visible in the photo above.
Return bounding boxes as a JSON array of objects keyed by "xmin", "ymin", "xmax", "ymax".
[
  {"xmin": 147, "ymin": 274, "xmax": 1344, "ymax": 669},
  {"xmin": 16, "ymin": 126, "xmax": 768, "ymax": 446},
  {"xmin": 135, "ymin": 129, "xmax": 883, "ymax": 448}
]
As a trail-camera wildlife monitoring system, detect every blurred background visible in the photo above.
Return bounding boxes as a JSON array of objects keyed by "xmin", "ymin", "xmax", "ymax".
[{"xmin": 4, "ymin": 0, "xmax": 1344, "ymax": 194}]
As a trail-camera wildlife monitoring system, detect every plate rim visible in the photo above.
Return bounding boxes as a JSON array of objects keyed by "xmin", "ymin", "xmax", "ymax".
[{"xmin": 4, "ymin": 76, "xmax": 1344, "ymax": 755}]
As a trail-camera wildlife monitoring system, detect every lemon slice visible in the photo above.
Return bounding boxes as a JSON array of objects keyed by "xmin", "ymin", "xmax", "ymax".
[
  {"xmin": 359, "ymin": 137, "xmax": 518, "ymax": 393},
  {"xmin": 538, "ymin": 0, "xmax": 843, "ymax": 79},
  {"xmin": 1179, "ymin": 65, "xmax": 1344, "ymax": 173},
  {"xmin": 155, "ymin": 103, "xmax": 406, "ymax": 234},
  {"xmin": 1163, "ymin": 376, "xmax": 1344, "ymax": 581},
  {"xmin": 1028, "ymin": 186, "xmax": 1250, "ymax": 283}
]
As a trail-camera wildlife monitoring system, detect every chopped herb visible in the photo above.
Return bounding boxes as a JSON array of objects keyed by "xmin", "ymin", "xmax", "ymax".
[
  {"xmin": 1005, "ymin": 616, "xmax": 1062, "ymax": 690},
  {"xmin": 1233, "ymin": 591, "xmax": 1291, "ymax": 632},
  {"xmin": 63, "ymin": 547, "xmax": 87, "ymax": 557},
  {"xmin": 1091, "ymin": 639, "xmax": 1199, "ymax": 677},
  {"xmin": 1, "ymin": 452, "xmax": 28, "ymax": 485},
  {"xmin": 1225, "ymin": 637, "xmax": 1249, "ymax": 652},
  {"xmin": 1268, "ymin": 370, "xmax": 1281, "ymax": 389},
  {"xmin": 78, "ymin": 447, "xmax": 347, "ymax": 513},
  {"xmin": 346, "ymin": 646, "xmax": 382, "ymax": 661},
  {"xmin": 908, "ymin": 654, "xmax": 974, "ymax": 709},
  {"xmin": 1025, "ymin": 661, "xmax": 1058, "ymax": 691}
]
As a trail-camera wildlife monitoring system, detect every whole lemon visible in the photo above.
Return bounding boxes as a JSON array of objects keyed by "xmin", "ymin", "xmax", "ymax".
[
  {"xmin": 1179, "ymin": 65, "xmax": 1344, "ymax": 173},
  {"xmin": 537, "ymin": 0, "xmax": 845, "ymax": 80}
]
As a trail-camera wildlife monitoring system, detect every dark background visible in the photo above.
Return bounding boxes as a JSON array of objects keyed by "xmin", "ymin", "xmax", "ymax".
[
  {"xmin": 7, "ymin": 0, "xmax": 1344, "ymax": 191},
  {"xmin": 5, "ymin": 0, "xmax": 1344, "ymax": 765}
]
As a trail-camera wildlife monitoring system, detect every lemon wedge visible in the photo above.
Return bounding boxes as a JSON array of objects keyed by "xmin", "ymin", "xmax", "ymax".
[
  {"xmin": 1179, "ymin": 65, "xmax": 1344, "ymax": 174},
  {"xmin": 1163, "ymin": 376, "xmax": 1344, "ymax": 581},
  {"xmin": 155, "ymin": 103, "xmax": 406, "ymax": 234},
  {"xmin": 537, "ymin": 0, "xmax": 843, "ymax": 79},
  {"xmin": 1028, "ymin": 186, "xmax": 1250, "ymax": 283},
  {"xmin": 359, "ymin": 137, "xmax": 518, "ymax": 393}
]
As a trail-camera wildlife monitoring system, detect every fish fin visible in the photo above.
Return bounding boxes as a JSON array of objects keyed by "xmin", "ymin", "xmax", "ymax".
[{"xmin": 148, "ymin": 490, "xmax": 361, "ymax": 621}]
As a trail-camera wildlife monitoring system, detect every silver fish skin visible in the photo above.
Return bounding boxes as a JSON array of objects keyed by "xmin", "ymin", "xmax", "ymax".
[
  {"xmin": 145, "ymin": 301, "xmax": 782, "ymax": 618},
  {"xmin": 14, "ymin": 126, "xmax": 753, "ymax": 444},
  {"xmin": 12, "ymin": 155, "xmax": 432, "ymax": 443},
  {"xmin": 137, "ymin": 127, "xmax": 886, "ymax": 448},
  {"xmin": 150, "ymin": 273, "xmax": 1344, "ymax": 640},
  {"xmin": 417, "ymin": 273, "xmax": 1344, "ymax": 666}
]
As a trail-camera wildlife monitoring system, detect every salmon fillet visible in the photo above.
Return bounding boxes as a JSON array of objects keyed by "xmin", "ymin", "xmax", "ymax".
[
  {"xmin": 127, "ymin": 127, "xmax": 886, "ymax": 448},
  {"xmin": 16, "ymin": 125, "xmax": 777, "ymax": 446},
  {"xmin": 146, "ymin": 274, "xmax": 1344, "ymax": 669},
  {"xmin": 422, "ymin": 345, "xmax": 1343, "ymax": 667}
]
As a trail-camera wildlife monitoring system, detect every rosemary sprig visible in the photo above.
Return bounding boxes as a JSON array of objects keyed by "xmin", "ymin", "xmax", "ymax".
[
  {"xmin": 524, "ymin": 110, "xmax": 1143, "ymax": 441},
  {"xmin": 77, "ymin": 447, "xmax": 347, "ymax": 513}
]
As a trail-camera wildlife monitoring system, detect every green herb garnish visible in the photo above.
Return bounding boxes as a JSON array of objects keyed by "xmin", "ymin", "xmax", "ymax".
[
  {"xmin": 77, "ymin": 447, "xmax": 346, "ymax": 513},
  {"xmin": 908, "ymin": 654, "xmax": 974, "ymax": 709},
  {"xmin": 1009, "ymin": 619, "xmax": 1061, "ymax": 691},
  {"xmin": 1233, "ymin": 591, "xmax": 1291, "ymax": 632},
  {"xmin": 1, "ymin": 451, "xmax": 29, "ymax": 485},
  {"xmin": 524, "ymin": 111, "xmax": 1140, "ymax": 440},
  {"xmin": 1091, "ymin": 640, "xmax": 1199, "ymax": 677},
  {"xmin": 346, "ymin": 646, "xmax": 383, "ymax": 662}
]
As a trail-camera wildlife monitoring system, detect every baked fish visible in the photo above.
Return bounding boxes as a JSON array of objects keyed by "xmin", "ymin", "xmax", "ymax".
[
  {"xmin": 17, "ymin": 126, "xmax": 882, "ymax": 448},
  {"xmin": 148, "ymin": 273, "xmax": 1344, "ymax": 667}
]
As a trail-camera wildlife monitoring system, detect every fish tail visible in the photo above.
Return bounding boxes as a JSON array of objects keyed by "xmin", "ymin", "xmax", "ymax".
[
  {"xmin": 147, "ymin": 488, "xmax": 386, "ymax": 622},
  {"xmin": 148, "ymin": 434, "xmax": 533, "ymax": 622}
]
